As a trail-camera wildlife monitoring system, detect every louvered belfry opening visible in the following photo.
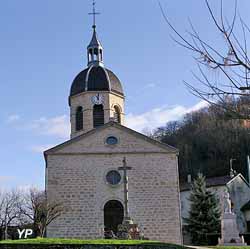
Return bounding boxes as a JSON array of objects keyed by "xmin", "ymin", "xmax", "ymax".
[
  {"xmin": 113, "ymin": 106, "xmax": 121, "ymax": 124},
  {"xmin": 75, "ymin": 106, "xmax": 83, "ymax": 131},
  {"xmin": 93, "ymin": 104, "xmax": 104, "ymax": 128}
]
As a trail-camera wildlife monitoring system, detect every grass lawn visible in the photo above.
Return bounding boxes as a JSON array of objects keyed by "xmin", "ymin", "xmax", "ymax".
[
  {"xmin": 211, "ymin": 247, "xmax": 250, "ymax": 249},
  {"xmin": 0, "ymin": 238, "xmax": 159, "ymax": 244},
  {"xmin": 0, "ymin": 238, "xmax": 188, "ymax": 248}
]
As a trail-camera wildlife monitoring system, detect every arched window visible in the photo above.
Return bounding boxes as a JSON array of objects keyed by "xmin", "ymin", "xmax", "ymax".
[
  {"xmin": 93, "ymin": 104, "xmax": 104, "ymax": 128},
  {"xmin": 88, "ymin": 49, "xmax": 93, "ymax": 62},
  {"xmin": 113, "ymin": 106, "xmax": 121, "ymax": 124},
  {"xmin": 94, "ymin": 48, "xmax": 99, "ymax": 61},
  {"xmin": 75, "ymin": 106, "xmax": 83, "ymax": 131}
]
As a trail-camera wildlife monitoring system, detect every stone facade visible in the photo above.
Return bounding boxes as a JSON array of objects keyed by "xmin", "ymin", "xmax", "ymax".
[
  {"xmin": 45, "ymin": 12, "xmax": 182, "ymax": 244},
  {"xmin": 227, "ymin": 174, "xmax": 250, "ymax": 233},
  {"xmin": 70, "ymin": 91, "xmax": 125, "ymax": 139},
  {"xmin": 45, "ymin": 122, "xmax": 182, "ymax": 244}
]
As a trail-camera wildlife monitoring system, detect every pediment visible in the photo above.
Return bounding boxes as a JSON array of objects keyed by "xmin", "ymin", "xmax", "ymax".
[{"xmin": 45, "ymin": 122, "xmax": 178, "ymax": 155}]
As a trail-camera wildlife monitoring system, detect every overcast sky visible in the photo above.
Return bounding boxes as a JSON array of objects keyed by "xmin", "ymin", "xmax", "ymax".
[{"xmin": 1, "ymin": 0, "xmax": 249, "ymax": 189}]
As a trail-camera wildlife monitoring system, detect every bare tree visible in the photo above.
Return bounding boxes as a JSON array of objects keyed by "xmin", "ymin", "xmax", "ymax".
[
  {"xmin": 20, "ymin": 189, "xmax": 63, "ymax": 238},
  {"xmin": 0, "ymin": 190, "xmax": 22, "ymax": 240},
  {"xmin": 159, "ymin": 0, "xmax": 250, "ymax": 119}
]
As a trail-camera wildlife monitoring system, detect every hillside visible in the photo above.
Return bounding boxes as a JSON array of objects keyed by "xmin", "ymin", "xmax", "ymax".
[{"xmin": 152, "ymin": 102, "xmax": 250, "ymax": 183}]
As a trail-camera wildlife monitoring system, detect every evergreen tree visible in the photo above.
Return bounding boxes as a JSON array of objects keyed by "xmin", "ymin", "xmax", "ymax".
[{"xmin": 184, "ymin": 174, "xmax": 221, "ymax": 245}]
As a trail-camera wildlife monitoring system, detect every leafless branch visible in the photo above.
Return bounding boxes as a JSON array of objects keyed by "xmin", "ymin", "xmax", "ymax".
[{"xmin": 159, "ymin": 0, "xmax": 250, "ymax": 118}]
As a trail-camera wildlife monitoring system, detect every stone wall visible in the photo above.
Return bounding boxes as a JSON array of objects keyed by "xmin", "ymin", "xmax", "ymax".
[{"xmin": 46, "ymin": 125, "xmax": 182, "ymax": 244}]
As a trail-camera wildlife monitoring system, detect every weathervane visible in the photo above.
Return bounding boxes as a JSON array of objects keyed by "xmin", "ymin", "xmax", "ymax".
[{"xmin": 88, "ymin": 0, "xmax": 100, "ymax": 29}]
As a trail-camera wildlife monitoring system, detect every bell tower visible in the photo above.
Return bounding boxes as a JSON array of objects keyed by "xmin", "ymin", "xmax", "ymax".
[
  {"xmin": 68, "ymin": 1, "xmax": 125, "ymax": 139},
  {"xmin": 87, "ymin": 1, "xmax": 104, "ymax": 68}
]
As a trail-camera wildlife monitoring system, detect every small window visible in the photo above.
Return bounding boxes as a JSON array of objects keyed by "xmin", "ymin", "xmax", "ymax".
[
  {"xmin": 76, "ymin": 106, "xmax": 83, "ymax": 131},
  {"xmin": 106, "ymin": 170, "xmax": 121, "ymax": 185},
  {"xmin": 106, "ymin": 136, "xmax": 118, "ymax": 145}
]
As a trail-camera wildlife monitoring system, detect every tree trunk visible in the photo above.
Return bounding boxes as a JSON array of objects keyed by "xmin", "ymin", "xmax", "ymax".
[
  {"xmin": 41, "ymin": 227, "xmax": 46, "ymax": 238},
  {"xmin": 4, "ymin": 224, "xmax": 8, "ymax": 240}
]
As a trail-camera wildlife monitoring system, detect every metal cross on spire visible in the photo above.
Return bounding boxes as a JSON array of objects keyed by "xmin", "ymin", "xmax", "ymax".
[{"xmin": 88, "ymin": 0, "xmax": 100, "ymax": 29}]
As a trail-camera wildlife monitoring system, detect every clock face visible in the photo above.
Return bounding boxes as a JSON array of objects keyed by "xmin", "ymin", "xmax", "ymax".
[{"xmin": 91, "ymin": 93, "xmax": 104, "ymax": 105}]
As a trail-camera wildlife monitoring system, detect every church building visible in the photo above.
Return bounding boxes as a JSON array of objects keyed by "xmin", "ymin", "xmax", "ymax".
[{"xmin": 44, "ymin": 7, "xmax": 182, "ymax": 244}]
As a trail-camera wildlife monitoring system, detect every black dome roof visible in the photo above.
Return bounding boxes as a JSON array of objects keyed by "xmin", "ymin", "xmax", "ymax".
[{"xmin": 70, "ymin": 66, "xmax": 124, "ymax": 97}]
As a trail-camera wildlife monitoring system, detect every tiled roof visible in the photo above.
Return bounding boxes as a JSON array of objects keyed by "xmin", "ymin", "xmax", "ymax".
[{"xmin": 180, "ymin": 175, "xmax": 232, "ymax": 191}]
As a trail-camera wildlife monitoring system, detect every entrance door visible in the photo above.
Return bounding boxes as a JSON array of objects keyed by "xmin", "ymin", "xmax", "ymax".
[{"xmin": 104, "ymin": 200, "xmax": 124, "ymax": 234}]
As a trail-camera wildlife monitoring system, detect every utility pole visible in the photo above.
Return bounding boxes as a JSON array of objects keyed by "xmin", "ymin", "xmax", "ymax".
[{"xmin": 230, "ymin": 158, "xmax": 236, "ymax": 178}]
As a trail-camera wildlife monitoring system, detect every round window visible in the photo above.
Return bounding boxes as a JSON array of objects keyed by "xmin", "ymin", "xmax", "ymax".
[
  {"xmin": 106, "ymin": 136, "xmax": 118, "ymax": 145},
  {"xmin": 106, "ymin": 170, "xmax": 121, "ymax": 185}
]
